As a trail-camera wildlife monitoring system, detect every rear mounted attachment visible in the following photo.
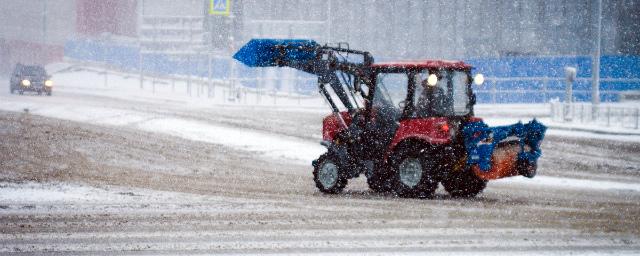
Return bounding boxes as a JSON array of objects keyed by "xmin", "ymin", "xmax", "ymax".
[{"xmin": 463, "ymin": 119, "xmax": 547, "ymax": 180}]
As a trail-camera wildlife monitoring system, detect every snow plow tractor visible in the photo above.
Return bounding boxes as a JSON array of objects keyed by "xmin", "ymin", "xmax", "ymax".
[{"xmin": 234, "ymin": 39, "xmax": 547, "ymax": 198}]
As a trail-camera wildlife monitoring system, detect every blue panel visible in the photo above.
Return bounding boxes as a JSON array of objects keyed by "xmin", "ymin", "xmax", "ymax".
[
  {"xmin": 601, "ymin": 93, "xmax": 619, "ymax": 102},
  {"xmin": 474, "ymin": 92, "xmax": 493, "ymax": 103},
  {"xmin": 573, "ymin": 80, "xmax": 592, "ymax": 91},
  {"xmin": 601, "ymin": 56, "xmax": 640, "ymax": 79},
  {"xmin": 496, "ymin": 92, "xmax": 543, "ymax": 103},
  {"xmin": 495, "ymin": 80, "xmax": 544, "ymax": 90},
  {"xmin": 600, "ymin": 81, "xmax": 640, "ymax": 91},
  {"xmin": 545, "ymin": 80, "xmax": 565, "ymax": 90},
  {"xmin": 466, "ymin": 55, "xmax": 640, "ymax": 79}
]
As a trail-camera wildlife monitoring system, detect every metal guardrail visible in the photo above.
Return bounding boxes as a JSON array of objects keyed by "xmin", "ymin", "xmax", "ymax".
[{"xmin": 550, "ymin": 101, "xmax": 640, "ymax": 129}]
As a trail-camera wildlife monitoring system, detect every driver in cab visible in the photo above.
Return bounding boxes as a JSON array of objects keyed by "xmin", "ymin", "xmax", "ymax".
[{"xmin": 415, "ymin": 72, "xmax": 448, "ymax": 117}]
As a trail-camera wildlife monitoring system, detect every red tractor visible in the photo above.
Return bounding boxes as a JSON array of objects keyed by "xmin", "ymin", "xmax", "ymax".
[{"xmin": 235, "ymin": 39, "xmax": 546, "ymax": 198}]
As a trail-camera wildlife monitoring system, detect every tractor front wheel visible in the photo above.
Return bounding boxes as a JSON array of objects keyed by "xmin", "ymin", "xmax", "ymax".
[
  {"xmin": 313, "ymin": 153, "xmax": 348, "ymax": 194},
  {"xmin": 390, "ymin": 145, "xmax": 439, "ymax": 198},
  {"xmin": 442, "ymin": 169, "xmax": 487, "ymax": 198}
]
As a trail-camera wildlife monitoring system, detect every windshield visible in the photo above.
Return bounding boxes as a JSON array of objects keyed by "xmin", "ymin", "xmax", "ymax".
[
  {"xmin": 22, "ymin": 66, "xmax": 46, "ymax": 76},
  {"xmin": 414, "ymin": 69, "xmax": 471, "ymax": 117}
]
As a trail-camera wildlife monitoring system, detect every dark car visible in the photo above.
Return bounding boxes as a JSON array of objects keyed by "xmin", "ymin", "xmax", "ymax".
[{"xmin": 9, "ymin": 64, "xmax": 53, "ymax": 96}]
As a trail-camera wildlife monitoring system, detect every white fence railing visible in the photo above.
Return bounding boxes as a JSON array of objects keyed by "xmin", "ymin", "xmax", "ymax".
[{"xmin": 550, "ymin": 100, "xmax": 640, "ymax": 130}]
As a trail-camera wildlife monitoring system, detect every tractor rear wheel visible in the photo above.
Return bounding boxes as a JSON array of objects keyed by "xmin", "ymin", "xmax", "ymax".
[
  {"xmin": 442, "ymin": 169, "xmax": 487, "ymax": 198},
  {"xmin": 390, "ymin": 145, "xmax": 439, "ymax": 198},
  {"xmin": 313, "ymin": 153, "xmax": 348, "ymax": 194}
]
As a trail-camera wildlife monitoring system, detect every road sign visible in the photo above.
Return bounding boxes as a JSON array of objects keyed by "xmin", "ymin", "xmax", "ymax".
[{"xmin": 210, "ymin": 0, "xmax": 231, "ymax": 16}]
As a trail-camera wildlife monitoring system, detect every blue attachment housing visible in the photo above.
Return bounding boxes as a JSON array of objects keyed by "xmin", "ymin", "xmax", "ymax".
[
  {"xmin": 463, "ymin": 119, "xmax": 547, "ymax": 172},
  {"xmin": 233, "ymin": 39, "xmax": 319, "ymax": 68}
]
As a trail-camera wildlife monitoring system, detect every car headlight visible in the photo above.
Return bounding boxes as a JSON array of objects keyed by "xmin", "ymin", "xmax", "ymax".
[
  {"xmin": 21, "ymin": 79, "xmax": 31, "ymax": 86},
  {"xmin": 45, "ymin": 80, "xmax": 53, "ymax": 87}
]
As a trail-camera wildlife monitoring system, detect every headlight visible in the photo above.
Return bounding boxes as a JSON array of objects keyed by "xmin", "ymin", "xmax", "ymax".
[
  {"xmin": 473, "ymin": 74, "xmax": 485, "ymax": 86},
  {"xmin": 45, "ymin": 80, "xmax": 53, "ymax": 87},
  {"xmin": 21, "ymin": 79, "xmax": 31, "ymax": 86}
]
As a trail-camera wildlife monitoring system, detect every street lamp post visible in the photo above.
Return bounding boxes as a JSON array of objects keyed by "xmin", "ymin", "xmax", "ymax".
[{"xmin": 592, "ymin": 0, "xmax": 602, "ymax": 106}]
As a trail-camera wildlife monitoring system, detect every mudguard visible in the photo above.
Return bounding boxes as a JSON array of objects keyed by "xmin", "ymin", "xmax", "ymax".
[{"xmin": 463, "ymin": 119, "xmax": 546, "ymax": 179}]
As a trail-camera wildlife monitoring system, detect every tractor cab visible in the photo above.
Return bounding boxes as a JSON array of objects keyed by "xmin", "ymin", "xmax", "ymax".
[
  {"xmin": 326, "ymin": 61, "xmax": 487, "ymax": 163},
  {"xmin": 366, "ymin": 61, "xmax": 484, "ymax": 122}
]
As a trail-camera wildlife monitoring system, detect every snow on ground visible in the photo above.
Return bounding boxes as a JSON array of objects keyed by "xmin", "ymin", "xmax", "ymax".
[
  {"xmin": 0, "ymin": 99, "xmax": 325, "ymax": 165},
  {"xmin": 0, "ymin": 181, "xmax": 289, "ymax": 215},
  {"xmin": 0, "ymin": 181, "xmax": 229, "ymax": 204},
  {"xmin": 138, "ymin": 118, "xmax": 324, "ymax": 164},
  {"xmin": 0, "ymin": 99, "xmax": 638, "ymax": 195}
]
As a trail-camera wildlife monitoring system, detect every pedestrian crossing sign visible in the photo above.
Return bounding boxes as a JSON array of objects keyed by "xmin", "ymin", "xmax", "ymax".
[{"xmin": 210, "ymin": 0, "xmax": 231, "ymax": 16}]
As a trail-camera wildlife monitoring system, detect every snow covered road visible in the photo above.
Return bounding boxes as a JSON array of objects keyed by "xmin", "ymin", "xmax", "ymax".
[{"xmin": 1, "ymin": 69, "xmax": 640, "ymax": 254}]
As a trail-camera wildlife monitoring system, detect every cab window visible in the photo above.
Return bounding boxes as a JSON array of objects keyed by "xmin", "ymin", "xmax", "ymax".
[
  {"xmin": 373, "ymin": 72, "xmax": 409, "ymax": 120},
  {"xmin": 414, "ymin": 70, "xmax": 452, "ymax": 117}
]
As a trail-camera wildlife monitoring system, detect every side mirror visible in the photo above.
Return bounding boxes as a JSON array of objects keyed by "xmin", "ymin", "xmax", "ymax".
[
  {"xmin": 470, "ymin": 93, "xmax": 477, "ymax": 105},
  {"xmin": 398, "ymin": 100, "xmax": 407, "ymax": 110}
]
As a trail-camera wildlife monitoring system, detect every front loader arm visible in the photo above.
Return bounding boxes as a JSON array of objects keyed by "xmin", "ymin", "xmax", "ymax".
[{"xmin": 233, "ymin": 39, "xmax": 374, "ymax": 115}]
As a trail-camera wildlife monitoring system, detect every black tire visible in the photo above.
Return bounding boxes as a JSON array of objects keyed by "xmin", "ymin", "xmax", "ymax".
[
  {"xmin": 442, "ymin": 168, "xmax": 487, "ymax": 198},
  {"xmin": 46, "ymin": 91, "xmax": 52, "ymax": 96},
  {"xmin": 313, "ymin": 153, "xmax": 348, "ymax": 194},
  {"xmin": 366, "ymin": 161, "xmax": 393, "ymax": 193},
  {"xmin": 18, "ymin": 90, "xmax": 24, "ymax": 95},
  {"xmin": 390, "ymin": 144, "xmax": 439, "ymax": 198},
  {"xmin": 37, "ymin": 91, "xmax": 42, "ymax": 95}
]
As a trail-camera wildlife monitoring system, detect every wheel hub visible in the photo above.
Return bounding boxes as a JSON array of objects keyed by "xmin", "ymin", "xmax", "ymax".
[
  {"xmin": 318, "ymin": 161, "xmax": 339, "ymax": 188},
  {"xmin": 399, "ymin": 158, "xmax": 422, "ymax": 188}
]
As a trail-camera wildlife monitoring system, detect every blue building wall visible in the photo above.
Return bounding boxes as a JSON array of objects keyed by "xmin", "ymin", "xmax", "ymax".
[{"xmin": 65, "ymin": 39, "xmax": 640, "ymax": 102}]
